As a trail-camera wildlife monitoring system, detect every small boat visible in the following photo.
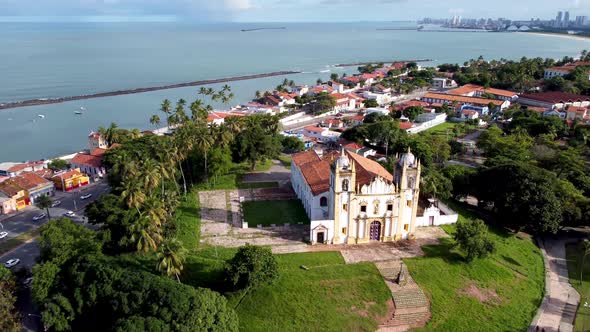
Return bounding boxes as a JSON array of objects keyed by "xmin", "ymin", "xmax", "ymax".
[
  {"xmin": 37, "ymin": 114, "xmax": 45, "ymax": 119},
  {"xmin": 74, "ymin": 111, "xmax": 82, "ymax": 115}
]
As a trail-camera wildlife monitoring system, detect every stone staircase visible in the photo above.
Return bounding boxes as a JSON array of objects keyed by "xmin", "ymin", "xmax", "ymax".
[{"xmin": 375, "ymin": 260, "xmax": 431, "ymax": 332}]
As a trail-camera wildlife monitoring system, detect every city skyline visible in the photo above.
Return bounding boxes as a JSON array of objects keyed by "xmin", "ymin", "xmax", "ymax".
[{"xmin": 1, "ymin": 0, "xmax": 590, "ymax": 22}]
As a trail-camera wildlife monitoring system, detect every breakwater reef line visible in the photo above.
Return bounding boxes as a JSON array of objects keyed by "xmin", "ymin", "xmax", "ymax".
[
  {"xmin": 335, "ymin": 59, "xmax": 432, "ymax": 67},
  {"xmin": 241, "ymin": 27, "xmax": 286, "ymax": 32},
  {"xmin": 0, "ymin": 71, "xmax": 300, "ymax": 110}
]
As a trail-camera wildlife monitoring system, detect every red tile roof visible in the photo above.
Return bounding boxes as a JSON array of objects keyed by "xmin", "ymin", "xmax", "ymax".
[
  {"xmin": 448, "ymin": 84, "xmax": 517, "ymax": 98},
  {"xmin": 519, "ymin": 91, "xmax": 590, "ymax": 104},
  {"xmin": 398, "ymin": 122, "xmax": 414, "ymax": 130},
  {"xmin": 52, "ymin": 169, "xmax": 86, "ymax": 181},
  {"xmin": 71, "ymin": 154, "xmax": 103, "ymax": 168},
  {"xmin": 423, "ymin": 93, "xmax": 505, "ymax": 106},
  {"xmin": 295, "ymin": 150, "xmax": 393, "ymax": 195},
  {"xmin": 292, "ymin": 150, "xmax": 320, "ymax": 167},
  {"xmin": 9, "ymin": 172, "xmax": 52, "ymax": 190},
  {"xmin": 90, "ymin": 148, "xmax": 107, "ymax": 157},
  {"xmin": 303, "ymin": 126, "xmax": 326, "ymax": 133}
]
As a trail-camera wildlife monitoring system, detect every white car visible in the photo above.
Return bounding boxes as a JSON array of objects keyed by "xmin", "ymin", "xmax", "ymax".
[
  {"xmin": 0, "ymin": 232, "xmax": 8, "ymax": 239},
  {"xmin": 4, "ymin": 258, "xmax": 20, "ymax": 268},
  {"xmin": 32, "ymin": 213, "xmax": 46, "ymax": 221},
  {"xmin": 51, "ymin": 200, "xmax": 61, "ymax": 207},
  {"xmin": 64, "ymin": 211, "xmax": 76, "ymax": 218},
  {"xmin": 80, "ymin": 194, "xmax": 93, "ymax": 200},
  {"xmin": 23, "ymin": 277, "xmax": 33, "ymax": 287}
]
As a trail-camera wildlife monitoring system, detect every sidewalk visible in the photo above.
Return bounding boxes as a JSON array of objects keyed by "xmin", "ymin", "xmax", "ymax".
[{"xmin": 529, "ymin": 238, "xmax": 580, "ymax": 332}]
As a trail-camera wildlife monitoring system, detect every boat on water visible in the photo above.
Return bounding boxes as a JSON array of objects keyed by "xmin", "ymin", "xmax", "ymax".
[
  {"xmin": 75, "ymin": 106, "xmax": 85, "ymax": 114},
  {"xmin": 37, "ymin": 114, "xmax": 45, "ymax": 119},
  {"xmin": 75, "ymin": 111, "xmax": 82, "ymax": 115}
]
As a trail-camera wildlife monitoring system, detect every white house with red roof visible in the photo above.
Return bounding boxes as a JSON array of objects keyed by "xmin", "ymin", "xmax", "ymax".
[
  {"xmin": 291, "ymin": 149, "xmax": 423, "ymax": 244},
  {"xmin": 290, "ymin": 85, "xmax": 309, "ymax": 96},
  {"xmin": 331, "ymin": 93, "xmax": 357, "ymax": 112},
  {"xmin": 300, "ymin": 126, "xmax": 341, "ymax": 142}
]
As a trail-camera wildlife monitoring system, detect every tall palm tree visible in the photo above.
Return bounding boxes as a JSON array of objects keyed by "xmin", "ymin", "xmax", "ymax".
[
  {"xmin": 190, "ymin": 99, "xmax": 206, "ymax": 123},
  {"xmin": 156, "ymin": 238, "xmax": 187, "ymax": 282},
  {"xmin": 161, "ymin": 99, "xmax": 172, "ymax": 127},
  {"xmin": 105, "ymin": 122, "xmax": 119, "ymax": 146},
  {"xmin": 255, "ymin": 90, "xmax": 261, "ymax": 99},
  {"xmin": 121, "ymin": 181, "xmax": 147, "ymax": 214},
  {"xmin": 144, "ymin": 197, "xmax": 168, "ymax": 228},
  {"xmin": 139, "ymin": 159, "xmax": 162, "ymax": 196},
  {"xmin": 221, "ymin": 84, "xmax": 231, "ymax": 93},
  {"xmin": 194, "ymin": 129, "xmax": 214, "ymax": 177},
  {"xmin": 149, "ymin": 114, "xmax": 161, "ymax": 130},
  {"xmin": 35, "ymin": 195, "xmax": 52, "ymax": 221},
  {"xmin": 130, "ymin": 217, "xmax": 162, "ymax": 253}
]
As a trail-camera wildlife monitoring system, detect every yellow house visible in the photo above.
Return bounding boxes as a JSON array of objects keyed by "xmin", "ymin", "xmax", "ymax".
[
  {"xmin": 51, "ymin": 168, "xmax": 90, "ymax": 192},
  {"xmin": 0, "ymin": 183, "xmax": 27, "ymax": 214}
]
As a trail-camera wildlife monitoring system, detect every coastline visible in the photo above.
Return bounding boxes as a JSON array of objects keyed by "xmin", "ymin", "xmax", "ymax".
[
  {"xmin": 518, "ymin": 31, "xmax": 590, "ymax": 41},
  {"xmin": 0, "ymin": 71, "xmax": 300, "ymax": 111},
  {"xmin": 335, "ymin": 59, "xmax": 432, "ymax": 67}
]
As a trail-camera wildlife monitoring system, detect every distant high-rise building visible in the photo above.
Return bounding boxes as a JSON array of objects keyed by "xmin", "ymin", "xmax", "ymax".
[
  {"xmin": 576, "ymin": 16, "xmax": 588, "ymax": 27},
  {"xmin": 556, "ymin": 11, "xmax": 563, "ymax": 27},
  {"xmin": 564, "ymin": 11, "xmax": 570, "ymax": 27}
]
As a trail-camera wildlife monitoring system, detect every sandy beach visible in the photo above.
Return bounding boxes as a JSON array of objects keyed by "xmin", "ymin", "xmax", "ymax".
[{"xmin": 518, "ymin": 31, "xmax": 590, "ymax": 42}]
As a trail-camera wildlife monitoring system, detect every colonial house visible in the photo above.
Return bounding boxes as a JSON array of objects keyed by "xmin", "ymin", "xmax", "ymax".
[
  {"xmin": 291, "ymin": 149, "xmax": 423, "ymax": 245},
  {"xmin": 322, "ymin": 119, "xmax": 345, "ymax": 129},
  {"xmin": 70, "ymin": 152, "xmax": 106, "ymax": 179},
  {"xmin": 88, "ymin": 132, "xmax": 109, "ymax": 152},
  {"xmin": 544, "ymin": 62, "xmax": 590, "ymax": 80},
  {"xmin": 300, "ymin": 126, "xmax": 341, "ymax": 143},
  {"xmin": 447, "ymin": 84, "xmax": 519, "ymax": 101},
  {"xmin": 345, "ymin": 115, "xmax": 365, "ymax": 126},
  {"xmin": 7, "ymin": 172, "xmax": 55, "ymax": 204},
  {"xmin": 565, "ymin": 106, "xmax": 590, "ymax": 121},
  {"xmin": 0, "ymin": 161, "xmax": 46, "ymax": 178},
  {"xmin": 518, "ymin": 92, "xmax": 590, "ymax": 110},
  {"xmin": 290, "ymin": 85, "xmax": 309, "ymax": 97},
  {"xmin": 432, "ymin": 77, "xmax": 458, "ymax": 89},
  {"xmin": 461, "ymin": 109, "xmax": 479, "ymax": 120},
  {"xmin": 332, "ymin": 93, "xmax": 356, "ymax": 112},
  {"xmin": 362, "ymin": 91, "xmax": 392, "ymax": 105},
  {"xmin": 52, "ymin": 169, "xmax": 90, "ymax": 192},
  {"xmin": 0, "ymin": 184, "xmax": 26, "ymax": 214}
]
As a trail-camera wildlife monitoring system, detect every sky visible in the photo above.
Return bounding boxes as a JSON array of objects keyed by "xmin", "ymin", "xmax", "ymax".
[{"xmin": 1, "ymin": 0, "xmax": 590, "ymax": 22}]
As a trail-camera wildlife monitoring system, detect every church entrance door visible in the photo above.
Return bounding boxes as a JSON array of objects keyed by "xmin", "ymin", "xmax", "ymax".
[
  {"xmin": 369, "ymin": 221, "xmax": 381, "ymax": 241},
  {"xmin": 317, "ymin": 232, "xmax": 325, "ymax": 244}
]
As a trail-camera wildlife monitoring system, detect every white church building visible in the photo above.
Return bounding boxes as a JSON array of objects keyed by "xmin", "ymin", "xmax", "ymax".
[{"xmin": 291, "ymin": 148, "xmax": 439, "ymax": 245}]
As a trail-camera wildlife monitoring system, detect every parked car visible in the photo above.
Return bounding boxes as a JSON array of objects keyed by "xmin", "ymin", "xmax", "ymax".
[
  {"xmin": 32, "ymin": 213, "xmax": 46, "ymax": 221},
  {"xmin": 22, "ymin": 277, "xmax": 33, "ymax": 287},
  {"xmin": 51, "ymin": 200, "xmax": 61, "ymax": 207},
  {"xmin": 64, "ymin": 211, "xmax": 75, "ymax": 218},
  {"xmin": 0, "ymin": 232, "xmax": 8, "ymax": 239},
  {"xmin": 4, "ymin": 258, "xmax": 20, "ymax": 268},
  {"xmin": 80, "ymin": 194, "xmax": 92, "ymax": 200}
]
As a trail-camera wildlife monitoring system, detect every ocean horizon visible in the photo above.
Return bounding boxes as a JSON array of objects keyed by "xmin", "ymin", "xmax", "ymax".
[{"xmin": 1, "ymin": 21, "xmax": 590, "ymax": 162}]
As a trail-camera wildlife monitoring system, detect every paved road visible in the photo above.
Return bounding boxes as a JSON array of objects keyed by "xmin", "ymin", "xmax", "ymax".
[
  {"xmin": 530, "ymin": 238, "xmax": 580, "ymax": 332},
  {"xmin": 0, "ymin": 181, "xmax": 110, "ymax": 244}
]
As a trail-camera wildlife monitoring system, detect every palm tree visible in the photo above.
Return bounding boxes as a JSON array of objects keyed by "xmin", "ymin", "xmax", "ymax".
[
  {"xmin": 221, "ymin": 84, "xmax": 231, "ymax": 93},
  {"xmin": 139, "ymin": 159, "xmax": 162, "ymax": 196},
  {"xmin": 316, "ymin": 78, "xmax": 322, "ymax": 85},
  {"xmin": 121, "ymin": 181, "xmax": 147, "ymax": 214},
  {"xmin": 149, "ymin": 114, "xmax": 161, "ymax": 130},
  {"xmin": 130, "ymin": 128, "xmax": 142, "ymax": 139},
  {"xmin": 161, "ymin": 99, "xmax": 172, "ymax": 126},
  {"xmin": 35, "ymin": 195, "xmax": 52, "ymax": 221},
  {"xmin": 104, "ymin": 122, "xmax": 119, "ymax": 146},
  {"xmin": 190, "ymin": 99, "xmax": 206, "ymax": 123},
  {"xmin": 156, "ymin": 238, "xmax": 187, "ymax": 282},
  {"xmin": 130, "ymin": 217, "xmax": 162, "ymax": 253},
  {"xmin": 194, "ymin": 130, "xmax": 214, "ymax": 177},
  {"xmin": 255, "ymin": 90, "xmax": 261, "ymax": 99},
  {"xmin": 144, "ymin": 197, "xmax": 168, "ymax": 228}
]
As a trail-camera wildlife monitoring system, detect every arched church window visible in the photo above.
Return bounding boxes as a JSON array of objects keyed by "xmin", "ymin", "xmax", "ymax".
[
  {"xmin": 320, "ymin": 196, "xmax": 328, "ymax": 207},
  {"xmin": 342, "ymin": 179, "xmax": 349, "ymax": 192}
]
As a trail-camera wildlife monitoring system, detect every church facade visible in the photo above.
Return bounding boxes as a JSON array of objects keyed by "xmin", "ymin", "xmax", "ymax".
[{"xmin": 291, "ymin": 148, "xmax": 421, "ymax": 245}]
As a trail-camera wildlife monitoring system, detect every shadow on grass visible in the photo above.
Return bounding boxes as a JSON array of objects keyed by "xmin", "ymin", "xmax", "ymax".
[
  {"xmin": 420, "ymin": 238, "xmax": 464, "ymax": 265},
  {"xmin": 501, "ymin": 255, "xmax": 522, "ymax": 267}
]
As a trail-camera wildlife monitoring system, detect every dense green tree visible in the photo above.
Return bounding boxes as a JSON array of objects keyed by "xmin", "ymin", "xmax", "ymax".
[
  {"xmin": 38, "ymin": 218, "xmax": 102, "ymax": 266},
  {"xmin": 454, "ymin": 219, "xmax": 496, "ymax": 262},
  {"xmin": 47, "ymin": 159, "xmax": 69, "ymax": 170},
  {"xmin": 225, "ymin": 244, "xmax": 279, "ymax": 292},
  {"xmin": 0, "ymin": 266, "xmax": 20, "ymax": 332},
  {"xmin": 232, "ymin": 125, "xmax": 281, "ymax": 170},
  {"xmin": 281, "ymin": 136, "xmax": 305, "ymax": 153},
  {"xmin": 471, "ymin": 162, "xmax": 564, "ymax": 234},
  {"xmin": 393, "ymin": 106, "xmax": 424, "ymax": 122},
  {"xmin": 420, "ymin": 169, "xmax": 452, "ymax": 200},
  {"xmin": 364, "ymin": 99, "xmax": 379, "ymax": 108}
]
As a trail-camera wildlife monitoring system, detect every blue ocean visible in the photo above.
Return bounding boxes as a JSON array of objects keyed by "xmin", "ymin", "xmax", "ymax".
[{"xmin": 1, "ymin": 21, "xmax": 589, "ymax": 162}]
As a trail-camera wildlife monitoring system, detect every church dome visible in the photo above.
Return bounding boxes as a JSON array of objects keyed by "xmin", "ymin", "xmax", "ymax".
[{"xmin": 398, "ymin": 148, "xmax": 416, "ymax": 167}]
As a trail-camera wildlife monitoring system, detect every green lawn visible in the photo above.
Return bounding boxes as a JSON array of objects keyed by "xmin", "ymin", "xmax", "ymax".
[
  {"xmin": 243, "ymin": 200, "xmax": 310, "ymax": 227},
  {"xmin": 173, "ymin": 191, "xmax": 201, "ymax": 251},
  {"xmin": 194, "ymin": 160, "xmax": 277, "ymax": 191},
  {"xmin": 230, "ymin": 251, "xmax": 391, "ymax": 332},
  {"xmin": 566, "ymin": 241, "xmax": 590, "ymax": 332},
  {"xmin": 278, "ymin": 154, "xmax": 292, "ymax": 170},
  {"xmin": 421, "ymin": 122, "xmax": 458, "ymax": 135},
  {"xmin": 405, "ymin": 203, "xmax": 545, "ymax": 331}
]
